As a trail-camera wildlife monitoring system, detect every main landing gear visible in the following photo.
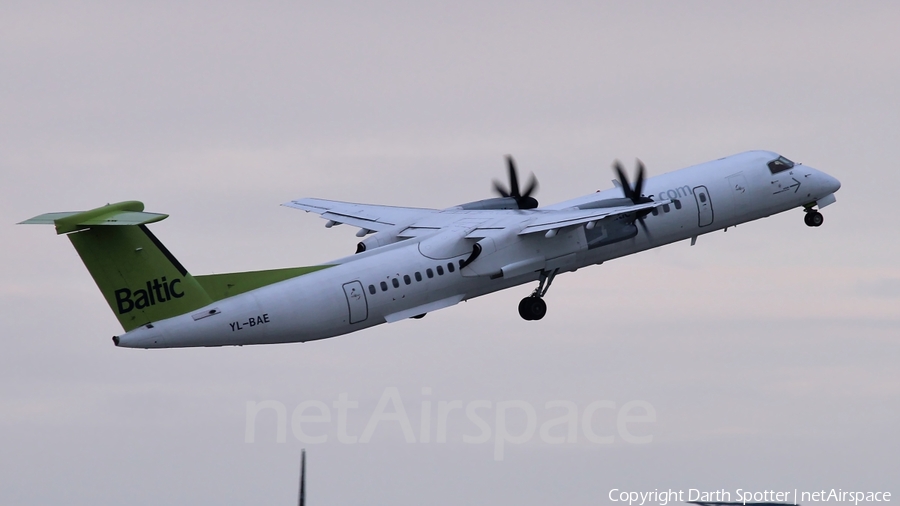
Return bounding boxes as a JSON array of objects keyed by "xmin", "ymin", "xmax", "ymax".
[
  {"xmin": 518, "ymin": 269, "xmax": 558, "ymax": 321},
  {"xmin": 804, "ymin": 209, "xmax": 824, "ymax": 227}
]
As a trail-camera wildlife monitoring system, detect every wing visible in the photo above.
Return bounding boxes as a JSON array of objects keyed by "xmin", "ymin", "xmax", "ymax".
[
  {"xmin": 518, "ymin": 200, "xmax": 669, "ymax": 235},
  {"xmin": 283, "ymin": 198, "xmax": 438, "ymax": 233}
]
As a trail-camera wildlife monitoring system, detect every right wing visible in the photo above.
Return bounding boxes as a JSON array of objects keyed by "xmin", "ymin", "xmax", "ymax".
[{"xmin": 283, "ymin": 198, "xmax": 438, "ymax": 233}]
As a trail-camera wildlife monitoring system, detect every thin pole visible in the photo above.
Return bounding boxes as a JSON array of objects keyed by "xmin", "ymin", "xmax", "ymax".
[{"xmin": 298, "ymin": 449, "xmax": 306, "ymax": 506}]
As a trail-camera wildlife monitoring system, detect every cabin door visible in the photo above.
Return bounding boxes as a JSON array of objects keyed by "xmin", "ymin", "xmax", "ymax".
[
  {"xmin": 342, "ymin": 281, "xmax": 368, "ymax": 324},
  {"xmin": 693, "ymin": 185, "xmax": 714, "ymax": 227}
]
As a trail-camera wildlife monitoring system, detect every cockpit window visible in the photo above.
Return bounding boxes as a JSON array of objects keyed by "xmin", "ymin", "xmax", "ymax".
[{"xmin": 767, "ymin": 156, "xmax": 795, "ymax": 174}]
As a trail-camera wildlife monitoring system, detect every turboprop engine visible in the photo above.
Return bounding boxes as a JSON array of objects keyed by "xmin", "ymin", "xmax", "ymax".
[
  {"xmin": 455, "ymin": 155, "xmax": 539, "ymax": 211},
  {"xmin": 358, "ymin": 155, "xmax": 538, "ymax": 253}
]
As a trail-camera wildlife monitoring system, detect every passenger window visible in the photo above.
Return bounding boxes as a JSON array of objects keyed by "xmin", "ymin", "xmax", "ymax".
[
  {"xmin": 699, "ymin": 193, "xmax": 707, "ymax": 203},
  {"xmin": 673, "ymin": 199, "xmax": 682, "ymax": 210},
  {"xmin": 403, "ymin": 274, "xmax": 411, "ymax": 285},
  {"xmin": 368, "ymin": 284, "xmax": 376, "ymax": 295},
  {"xmin": 662, "ymin": 204, "xmax": 670, "ymax": 213},
  {"xmin": 415, "ymin": 272, "xmax": 422, "ymax": 282},
  {"xmin": 767, "ymin": 156, "xmax": 795, "ymax": 174},
  {"xmin": 447, "ymin": 262, "xmax": 455, "ymax": 273},
  {"xmin": 652, "ymin": 208, "xmax": 659, "ymax": 216},
  {"xmin": 392, "ymin": 278, "xmax": 400, "ymax": 288},
  {"xmin": 437, "ymin": 265, "xmax": 444, "ymax": 275},
  {"xmin": 459, "ymin": 260, "xmax": 465, "ymax": 268},
  {"xmin": 380, "ymin": 281, "xmax": 388, "ymax": 291},
  {"xmin": 426, "ymin": 268, "xmax": 434, "ymax": 278}
]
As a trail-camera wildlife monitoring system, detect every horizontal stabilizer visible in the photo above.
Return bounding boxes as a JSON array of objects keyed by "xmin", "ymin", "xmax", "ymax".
[
  {"xmin": 18, "ymin": 201, "xmax": 168, "ymax": 234},
  {"xmin": 17, "ymin": 212, "xmax": 80, "ymax": 224}
]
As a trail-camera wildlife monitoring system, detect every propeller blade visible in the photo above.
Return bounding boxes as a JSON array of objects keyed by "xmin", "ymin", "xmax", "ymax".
[
  {"xmin": 491, "ymin": 155, "xmax": 540, "ymax": 209},
  {"xmin": 613, "ymin": 157, "xmax": 656, "ymax": 233},
  {"xmin": 506, "ymin": 155, "xmax": 520, "ymax": 197},
  {"xmin": 493, "ymin": 180, "xmax": 511, "ymax": 198},
  {"xmin": 613, "ymin": 161, "xmax": 633, "ymax": 200},
  {"xmin": 637, "ymin": 216, "xmax": 653, "ymax": 242},
  {"xmin": 633, "ymin": 160, "xmax": 645, "ymax": 202},
  {"xmin": 521, "ymin": 173, "xmax": 538, "ymax": 198}
]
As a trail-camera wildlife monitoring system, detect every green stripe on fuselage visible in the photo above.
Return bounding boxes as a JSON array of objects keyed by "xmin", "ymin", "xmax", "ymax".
[{"xmin": 194, "ymin": 265, "xmax": 333, "ymax": 301}]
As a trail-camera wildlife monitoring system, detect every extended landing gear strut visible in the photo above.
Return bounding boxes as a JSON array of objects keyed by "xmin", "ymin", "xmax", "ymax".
[
  {"xmin": 804, "ymin": 209, "xmax": 824, "ymax": 227},
  {"xmin": 518, "ymin": 268, "xmax": 558, "ymax": 321}
]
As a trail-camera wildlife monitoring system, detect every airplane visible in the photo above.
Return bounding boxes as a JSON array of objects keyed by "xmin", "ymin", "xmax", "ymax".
[{"xmin": 19, "ymin": 150, "xmax": 841, "ymax": 349}]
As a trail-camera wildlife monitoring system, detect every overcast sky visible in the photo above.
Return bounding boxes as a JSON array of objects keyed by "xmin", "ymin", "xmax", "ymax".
[{"xmin": 2, "ymin": 2, "xmax": 898, "ymax": 505}]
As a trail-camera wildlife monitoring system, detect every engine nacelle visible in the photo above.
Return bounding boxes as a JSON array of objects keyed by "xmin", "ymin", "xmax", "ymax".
[
  {"xmin": 452, "ymin": 197, "xmax": 521, "ymax": 211},
  {"xmin": 356, "ymin": 229, "xmax": 403, "ymax": 253}
]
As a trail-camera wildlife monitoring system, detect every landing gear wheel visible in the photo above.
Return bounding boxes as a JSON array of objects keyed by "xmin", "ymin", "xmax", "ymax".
[
  {"xmin": 804, "ymin": 211, "xmax": 824, "ymax": 227},
  {"xmin": 518, "ymin": 296, "xmax": 547, "ymax": 321},
  {"xmin": 518, "ymin": 297, "xmax": 533, "ymax": 320}
]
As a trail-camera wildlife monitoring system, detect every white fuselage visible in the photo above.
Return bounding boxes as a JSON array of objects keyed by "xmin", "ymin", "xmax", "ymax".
[{"xmin": 116, "ymin": 151, "xmax": 840, "ymax": 348}]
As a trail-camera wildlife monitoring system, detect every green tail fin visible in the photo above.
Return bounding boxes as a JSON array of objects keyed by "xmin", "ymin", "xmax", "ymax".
[{"xmin": 20, "ymin": 201, "xmax": 213, "ymax": 331}]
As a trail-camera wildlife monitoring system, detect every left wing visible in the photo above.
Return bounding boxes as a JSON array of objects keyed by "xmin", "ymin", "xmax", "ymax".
[
  {"xmin": 283, "ymin": 198, "xmax": 438, "ymax": 233},
  {"xmin": 518, "ymin": 200, "xmax": 669, "ymax": 235}
]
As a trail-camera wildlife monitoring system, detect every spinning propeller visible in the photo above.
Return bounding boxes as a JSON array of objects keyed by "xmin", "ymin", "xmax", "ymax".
[
  {"xmin": 613, "ymin": 159, "xmax": 655, "ymax": 238},
  {"xmin": 493, "ymin": 156, "xmax": 539, "ymax": 209}
]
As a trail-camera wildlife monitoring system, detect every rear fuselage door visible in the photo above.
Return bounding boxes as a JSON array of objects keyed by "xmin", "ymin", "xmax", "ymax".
[
  {"xmin": 693, "ymin": 185, "xmax": 714, "ymax": 227},
  {"xmin": 342, "ymin": 281, "xmax": 368, "ymax": 324}
]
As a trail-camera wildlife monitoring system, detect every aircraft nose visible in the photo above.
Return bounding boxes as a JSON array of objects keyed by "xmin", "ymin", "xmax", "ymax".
[{"xmin": 822, "ymin": 172, "xmax": 841, "ymax": 194}]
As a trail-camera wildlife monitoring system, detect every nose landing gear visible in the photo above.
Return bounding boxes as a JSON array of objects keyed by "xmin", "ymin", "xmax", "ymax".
[
  {"xmin": 518, "ymin": 268, "xmax": 557, "ymax": 321},
  {"xmin": 804, "ymin": 209, "xmax": 824, "ymax": 227},
  {"xmin": 518, "ymin": 296, "xmax": 547, "ymax": 321}
]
